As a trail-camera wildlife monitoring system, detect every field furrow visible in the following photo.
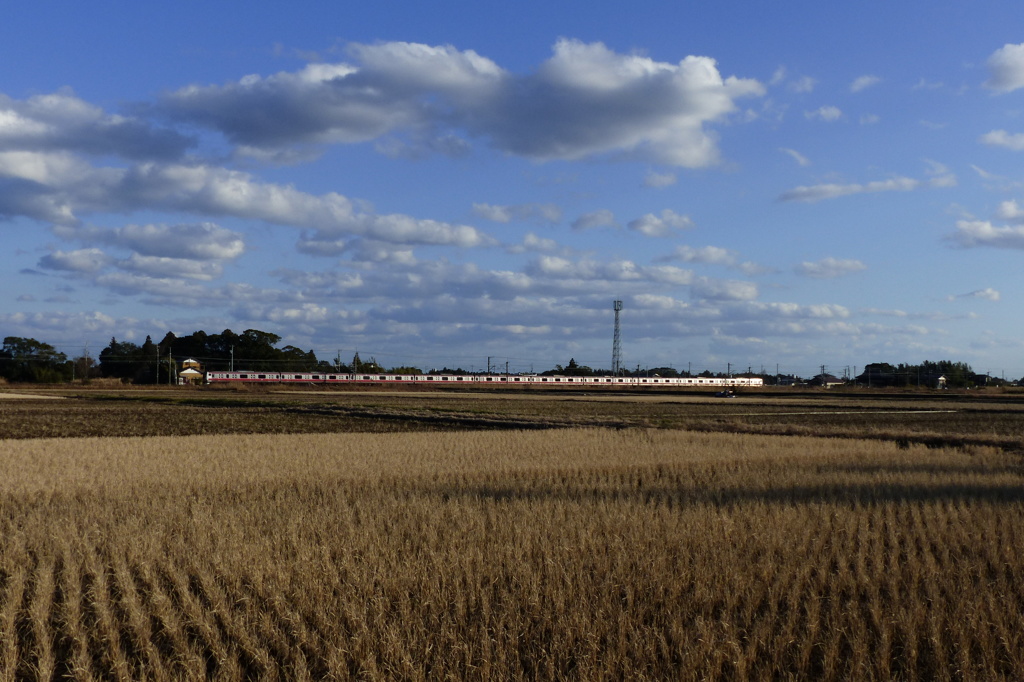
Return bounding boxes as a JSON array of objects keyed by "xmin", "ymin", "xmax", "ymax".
[{"xmin": 0, "ymin": 428, "xmax": 1021, "ymax": 679}]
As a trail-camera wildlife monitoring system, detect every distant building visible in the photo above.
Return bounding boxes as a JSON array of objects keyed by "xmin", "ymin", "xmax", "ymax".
[
  {"xmin": 810, "ymin": 373, "xmax": 845, "ymax": 388},
  {"xmin": 179, "ymin": 358, "xmax": 203, "ymax": 385}
]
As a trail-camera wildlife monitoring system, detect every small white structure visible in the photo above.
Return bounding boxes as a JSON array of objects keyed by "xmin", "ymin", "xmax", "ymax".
[{"xmin": 178, "ymin": 368, "xmax": 203, "ymax": 385}]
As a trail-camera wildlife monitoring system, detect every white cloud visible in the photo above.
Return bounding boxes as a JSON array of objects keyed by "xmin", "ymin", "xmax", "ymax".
[
  {"xmin": 779, "ymin": 176, "xmax": 919, "ymax": 202},
  {"xmin": 527, "ymin": 256, "xmax": 695, "ymax": 287},
  {"xmin": 643, "ymin": 170, "xmax": 677, "ymax": 187},
  {"xmin": 626, "ymin": 209, "xmax": 694, "ymax": 237},
  {"xmin": 38, "ymin": 248, "xmax": 112, "ymax": 273},
  {"xmin": 691, "ymin": 277, "xmax": 758, "ymax": 301},
  {"xmin": 472, "ymin": 202, "xmax": 562, "ymax": 224},
  {"xmin": 995, "ymin": 199, "xmax": 1024, "ymax": 223},
  {"xmin": 161, "ymin": 39, "xmax": 765, "ymax": 167},
  {"xmin": 571, "ymin": 209, "xmax": 617, "ymax": 231},
  {"xmin": 805, "ymin": 106, "xmax": 842, "ymax": 121},
  {"xmin": 985, "ymin": 43, "xmax": 1024, "ymax": 92},
  {"xmin": 296, "ymin": 235, "xmax": 347, "ymax": 256},
  {"xmin": 788, "ymin": 76, "xmax": 816, "ymax": 93},
  {"xmin": 0, "ymin": 91, "xmax": 192, "ymax": 160},
  {"xmin": 0, "ymin": 154, "xmax": 495, "ymax": 248},
  {"xmin": 779, "ymin": 147, "xmax": 811, "ymax": 166},
  {"xmin": 794, "ymin": 257, "xmax": 867, "ymax": 279},
  {"xmin": 119, "ymin": 254, "xmax": 224, "ymax": 281},
  {"xmin": 949, "ymin": 288, "xmax": 1000, "ymax": 302},
  {"xmin": 660, "ymin": 245, "xmax": 737, "ymax": 266},
  {"xmin": 511, "ymin": 232, "xmax": 561, "ymax": 254},
  {"xmin": 55, "ymin": 222, "xmax": 246, "ymax": 261},
  {"xmin": 980, "ymin": 130, "xmax": 1024, "ymax": 151},
  {"xmin": 859, "ymin": 113, "xmax": 880, "ymax": 125},
  {"xmin": 779, "ymin": 167, "xmax": 954, "ymax": 203},
  {"xmin": 949, "ymin": 219, "xmax": 1024, "ymax": 249},
  {"xmin": 850, "ymin": 75, "xmax": 880, "ymax": 93}
]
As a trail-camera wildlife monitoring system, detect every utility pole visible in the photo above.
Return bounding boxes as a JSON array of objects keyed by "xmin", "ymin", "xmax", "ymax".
[{"xmin": 612, "ymin": 300, "xmax": 623, "ymax": 376}]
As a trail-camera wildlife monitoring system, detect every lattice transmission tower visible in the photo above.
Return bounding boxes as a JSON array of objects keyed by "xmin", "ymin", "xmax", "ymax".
[{"xmin": 611, "ymin": 300, "xmax": 623, "ymax": 375}]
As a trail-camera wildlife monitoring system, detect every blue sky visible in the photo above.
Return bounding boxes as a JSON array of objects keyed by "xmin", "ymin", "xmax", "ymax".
[{"xmin": 3, "ymin": 1, "xmax": 1024, "ymax": 378}]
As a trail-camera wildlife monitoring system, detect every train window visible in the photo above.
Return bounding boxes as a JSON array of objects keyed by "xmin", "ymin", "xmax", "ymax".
[
  {"xmin": 486, "ymin": 377, "xmax": 493, "ymax": 381},
  {"xmin": 500, "ymin": 377, "xmax": 507, "ymax": 382},
  {"xmin": 514, "ymin": 377, "xmax": 520, "ymax": 382},
  {"xmin": 379, "ymin": 376, "xmax": 387, "ymax": 380},
  {"xmin": 258, "ymin": 375, "xmax": 266, "ymax": 379}
]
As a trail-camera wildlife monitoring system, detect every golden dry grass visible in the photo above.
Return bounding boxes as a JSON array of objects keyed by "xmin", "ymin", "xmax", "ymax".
[{"xmin": 1, "ymin": 429, "xmax": 1023, "ymax": 679}]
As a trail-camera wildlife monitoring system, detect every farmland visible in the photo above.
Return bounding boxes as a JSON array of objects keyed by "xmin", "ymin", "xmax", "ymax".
[{"xmin": 2, "ymin": 387, "xmax": 1024, "ymax": 679}]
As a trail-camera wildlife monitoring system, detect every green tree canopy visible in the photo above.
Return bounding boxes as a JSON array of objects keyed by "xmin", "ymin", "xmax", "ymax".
[{"xmin": 0, "ymin": 337, "xmax": 69, "ymax": 383}]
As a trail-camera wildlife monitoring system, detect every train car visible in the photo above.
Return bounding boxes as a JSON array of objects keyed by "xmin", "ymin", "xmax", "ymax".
[{"xmin": 204, "ymin": 371, "xmax": 764, "ymax": 388}]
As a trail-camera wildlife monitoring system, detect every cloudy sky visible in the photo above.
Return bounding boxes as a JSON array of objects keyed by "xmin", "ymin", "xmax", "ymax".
[{"xmin": 3, "ymin": 1, "xmax": 1024, "ymax": 378}]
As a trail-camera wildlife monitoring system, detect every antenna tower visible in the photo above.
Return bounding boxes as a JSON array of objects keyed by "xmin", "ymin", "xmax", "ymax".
[{"xmin": 612, "ymin": 300, "xmax": 623, "ymax": 375}]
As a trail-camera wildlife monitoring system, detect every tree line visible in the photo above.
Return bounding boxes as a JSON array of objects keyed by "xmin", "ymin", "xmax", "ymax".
[
  {"xmin": 0, "ymin": 330, "xmax": 324, "ymax": 384},
  {"xmin": 0, "ymin": 332, "xmax": 1012, "ymax": 387}
]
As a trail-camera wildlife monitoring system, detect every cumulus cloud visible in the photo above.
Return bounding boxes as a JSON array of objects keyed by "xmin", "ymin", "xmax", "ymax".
[
  {"xmin": 0, "ymin": 154, "xmax": 494, "ymax": 248},
  {"xmin": 850, "ymin": 75, "xmax": 880, "ymax": 93},
  {"xmin": 691, "ymin": 277, "xmax": 758, "ymax": 301},
  {"xmin": 527, "ymin": 255, "xmax": 695, "ymax": 287},
  {"xmin": 948, "ymin": 219, "xmax": 1024, "ymax": 249},
  {"xmin": 0, "ymin": 91, "xmax": 193, "ymax": 160},
  {"xmin": 55, "ymin": 222, "xmax": 246, "ymax": 261},
  {"xmin": 980, "ymin": 130, "xmax": 1024, "ymax": 151},
  {"xmin": 38, "ymin": 248, "xmax": 112, "ymax": 273},
  {"xmin": 160, "ymin": 39, "xmax": 765, "ymax": 167},
  {"xmin": 805, "ymin": 105, "xmax": 842, "ymax": 121},
  {"xmin": 779, "ymin": 177, "xmax": 918, "ymax": 202},
  {"xmin": 643, "ymin": 170, "xmax": 677, "ymax": 187},
  {"xmin": 794, "ymin": 257, "xmax": 867, "ymax": 278},
  {"xmin": 296, "ymin": 235, "xmax": 347, "ymax": 256},
  {"xmin": 658, "ymin": 245, "xmax": 737, "ymax": 266},
  {"xmin": 627, "ymin": 209, "xmax": 694, "ymax": 237},
  {"xmin": 118, "ymin": 254, "xmax": 224, "ymax": 281},
  {"xmin": 948, "ymin": 287, "xmax": 1000, "ymax": 302},
  {"xmin": 995, "ymin": 199, "xmax": 1024, "ymax": 223},
  {"xmin": 984, "ymin": 43, "xmax": 1024, "ymax": 92},
  {"xmin": 472, "ymin": 202, "xmax": 562, "ymax": 224},
  {"xmin": 788, "ymin": 76, "xmax": 816, "ymax": 93},
  {"xmin": 571, "ymin": 209, "xmax": 617, "ymax": 231},
  {"xmin": 506, "ymin": 232, "xmax": 561, "ymax": 254},
  {"xmin": 779, "ymin": 169, "xmax": 955, "ymax": 203}
]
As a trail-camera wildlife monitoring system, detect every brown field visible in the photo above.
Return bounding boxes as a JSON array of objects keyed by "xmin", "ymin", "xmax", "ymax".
[{"xmin": 2, "ymin": 389, "xmax": 1024, "ymax": 679}]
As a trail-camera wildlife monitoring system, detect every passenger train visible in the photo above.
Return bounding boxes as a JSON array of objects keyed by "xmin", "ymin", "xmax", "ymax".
[{"xmin": 205, "ymin": 371, "xmax": 763, "ymax": 388}]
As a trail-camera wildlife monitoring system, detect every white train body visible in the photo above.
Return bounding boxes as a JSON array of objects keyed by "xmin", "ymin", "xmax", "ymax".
[{"xmin": 204, "ymin": 371, "xmax": 763, "ymax": 388}]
